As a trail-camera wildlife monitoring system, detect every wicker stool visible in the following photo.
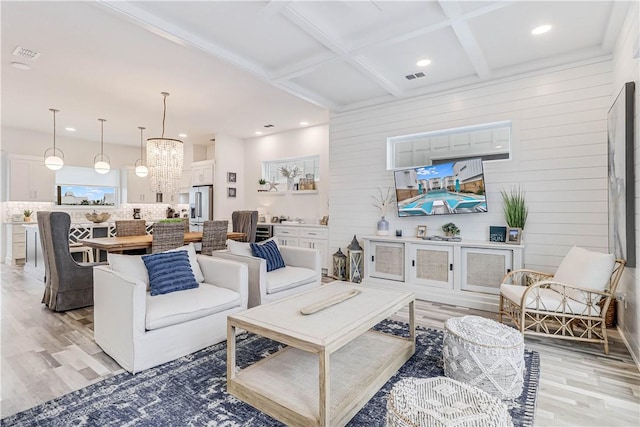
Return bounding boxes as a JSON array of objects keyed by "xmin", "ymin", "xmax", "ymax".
[
  {"xmin": 443, "ymin": 315, "xmax": 524, "ymax": 399},
  {"xmin": 386, "ymin": 376, "xmax": 513, "ymax": 427}
]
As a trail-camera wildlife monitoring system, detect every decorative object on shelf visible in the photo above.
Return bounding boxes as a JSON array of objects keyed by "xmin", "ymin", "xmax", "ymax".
[
  {"xmin": 279, "ymin": 165, "xmax": 300, "ymax": 190},
  {"xmin": 320, "ymin": 215, "xmax": 329, "ymax": 225},
  {"xmin": 347, "ymin": 235, "xmax": 363, "ymax": 283},
  {"xmin": 258, "ymin": 178, "xmax": 267, "ymax": 191},
  {"xmin": 227, "ymin": 172, "xmax": 237, "ymax": 183},
  {"xmin": 396, "ymin": 229, "xmax": 402, "ymax": 237},
  {"xmin": 506, "ymin": 227, "xmax": 522, "ymax": 244},
  {"xmin": 501, "ymin": 186, "xmax": 528, "ymax": 230},
  {"xmin": 23, "ymin": 210, "xmax": 33, "ymax": 222},
  {"xmin": 94, "ymin": 118, "xmax": 111, "ymax": 174},
  {"xmin": 489, "ymin": 226, "xmax": 507, "ymax": 243},
  {"xmin": 267, "ymin": 178, "xmax": 279, "ymax": 192},
  {"xmin": 134, "ymin": 126, "xmax": 148, "ymax": 177},
  {"xmin": 85, "ymin": 211, "xmax": 111, "ymax": 223},
  {"xmin": 607, "ymin": 81, "xmax": 636, "ymax": 268},
  {"xmin": 147, "ymin": 92, "xmax": 184, "ymax": 195},
  {"xmin": 442, "ymin": 222, "xmax": 460, "ymax": 237},
  {"xmin": 227, "ymin": 187, "xmax": 236, "ymax": 198},
  {"xmin": 331, "ymin": 248, "xmax": 347, "ymax": 281},
  {"xmin": 44, "ymin": 108, "xmax": 64, "ymax": 170},
  {"xmin": 372, "ymin": 187, "xmax": 395, "ymax": 236},
  {"xmin": 417, "ymin": 225, "xmax": 427, "ymax": 237}
]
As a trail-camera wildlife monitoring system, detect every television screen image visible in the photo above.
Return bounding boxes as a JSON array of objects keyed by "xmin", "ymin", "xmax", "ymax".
[{"xmin": 394, "ymin": 158, "xmax": 487, "ymax": 217}]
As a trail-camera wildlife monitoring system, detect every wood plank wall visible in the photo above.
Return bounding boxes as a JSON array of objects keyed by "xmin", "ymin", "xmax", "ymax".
[{"xmin": 328, "ymin": 58, "xmax": 613, "ymax": 274}]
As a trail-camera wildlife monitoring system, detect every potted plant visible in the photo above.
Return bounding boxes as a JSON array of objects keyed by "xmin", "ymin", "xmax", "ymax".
[
  {"xmin": 23, "ymin": 209, "xmax": 33, "ymax": 222},
  {"xmin": 258, "ymin": 178, "xmax": 267, "ymax": 191},
  {"xmin": 501, "ymin": 186, "xmax": 528, "ymax": 229},
  {"xmin": 441, "ymin": 222, "xmax": 460, "ymax": 237}
]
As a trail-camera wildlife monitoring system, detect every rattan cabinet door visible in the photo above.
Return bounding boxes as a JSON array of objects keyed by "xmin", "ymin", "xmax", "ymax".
[
  {"xmin": 408, "ymin": 243, "xmax": 453, "ymax": 289},
  {"xmin": 368, "ymin": 241, "xmax": 405, "ymax": 281},
  {"xmin": 460, "ymin": 247, "xmax": 513, "ymax": 294}
]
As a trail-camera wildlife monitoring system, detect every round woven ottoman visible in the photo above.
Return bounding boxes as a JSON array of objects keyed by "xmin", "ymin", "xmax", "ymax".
[
  {"xmin": 443, "ymin": 315, "xmax": 524, "ymax": 399},
  {"xmin": 386, "ymin": 376, "xmax": 513, "ymax": 427}
]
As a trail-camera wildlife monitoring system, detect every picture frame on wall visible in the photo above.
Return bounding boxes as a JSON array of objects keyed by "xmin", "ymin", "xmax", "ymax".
[
  {"xmin": 417, "ymin": 225, "xmax": 427, "ymax": 238},
  {"xmin": 227, "ymin": 187, "xmax": 236, "ymax": 198},
  {"xmin": 227, "ymin": 172, "xmax": 237, "ymax": 183},
  {"xmin": 489, "ymin": 226, "xmax": 507, "ymax": 243},
  {"xmin": 506, "ymin": 227, "xmax": 522, "ymax": 244},
  {"xmin": 607, "ymin": 81, "xmax": 636, "ymax": 267}
]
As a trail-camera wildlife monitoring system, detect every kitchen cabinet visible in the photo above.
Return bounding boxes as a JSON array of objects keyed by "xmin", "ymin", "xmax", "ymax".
[
  {"xmin": 273, "ymin": 224, "xmax": 329, "ymax": 271},
  {"xmin": 124, "ymin": 168, "xmax": 157, "ymax": 203},
  {"xmin": 24, "ymin": 225, "xmax": 45, "ymax": 280},
  {"xmin": 363, "ymin": 236, "xmax": 524, "ymax": 312},
  {"xmin": 4, "ymin": 224, "xmax": 26, "ymax": 265},
  {"xmin": 191, "ymin": 160, "xmax": 215, "ymax": 186},
  {"xmin": 8, "ymin": 155, "xmax": 55, "ymax": 202}
]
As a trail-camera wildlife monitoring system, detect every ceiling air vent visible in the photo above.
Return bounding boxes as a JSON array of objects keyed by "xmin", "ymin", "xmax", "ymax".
[
  {"xmin": 264, "ymin": 124, "xmax": 274, "ymax": 128},
  {"xmin": 405, "ymin": 72, "xmax": 426, "ymax": 80},
  {"xmin": 12, "ymin": 46, "xmax": 41, "ymax": 61}
]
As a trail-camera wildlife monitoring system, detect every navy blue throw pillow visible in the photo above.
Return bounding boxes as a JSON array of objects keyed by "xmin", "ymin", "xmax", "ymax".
[
  {"xmin": 250, "ymin": 240, "xmax": 286, "ymax": 272},
  {"xmin": 142, "ymin": 250, "xmax": 199, "ymax": 296}
]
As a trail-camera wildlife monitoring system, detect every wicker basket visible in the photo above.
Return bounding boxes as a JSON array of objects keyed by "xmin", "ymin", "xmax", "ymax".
[{"xmin": 598, "ymin": 298, "xmax": 616, "ymax": 328}]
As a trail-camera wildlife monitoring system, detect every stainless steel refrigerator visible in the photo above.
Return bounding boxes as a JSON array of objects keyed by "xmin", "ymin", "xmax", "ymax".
[{"xmin": 189, "ymin": 185, "xmax": 213, "ymax": 232}]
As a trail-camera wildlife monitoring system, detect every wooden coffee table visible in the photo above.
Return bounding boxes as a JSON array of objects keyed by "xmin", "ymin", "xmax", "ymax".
[{"xmin": 227, "ymin": 281, "xmax": 415, "ymax": 427}]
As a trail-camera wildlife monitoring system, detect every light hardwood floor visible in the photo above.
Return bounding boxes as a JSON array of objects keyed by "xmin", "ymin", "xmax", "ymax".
[{"xmin": 1, "ymin": 263, "xmax": 639, "ymax": 425}]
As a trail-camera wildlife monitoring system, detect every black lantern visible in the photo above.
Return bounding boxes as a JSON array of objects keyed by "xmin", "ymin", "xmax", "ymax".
[
  {"xmin": 347, "ymin": 235, "xmax": 364, "ymax": 283},
  {"xmin": 331, "ymin": 248, "xmax": 347, "ymax": 281}
]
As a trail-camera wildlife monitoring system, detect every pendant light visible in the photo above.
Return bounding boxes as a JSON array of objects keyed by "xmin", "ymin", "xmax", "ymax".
[
  {"xmin": 44, "ymin": 108, "xmax": 64, "ymax": 170},
  {"xmin": 135, "ymin": 126, "xmax": 148, "ymax": 177},
  {"xmin": 94, "ymin": 118, "xmax": 111, "ymax": 174},
  {"xmin": 147, "ymin": 92, "xmax": 183, "ymax": 194}
]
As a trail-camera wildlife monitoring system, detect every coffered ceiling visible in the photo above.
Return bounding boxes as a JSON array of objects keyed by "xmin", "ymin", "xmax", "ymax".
[{"xmin": 1, "ymin": 1, "xmax": 631, "ymax": 147}]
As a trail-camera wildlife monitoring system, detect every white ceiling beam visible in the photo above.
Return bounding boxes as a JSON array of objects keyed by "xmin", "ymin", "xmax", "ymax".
[
  {"xmin": 274, "ymin": 80, "xmax": 342, "ymax": 112},
  {"xmin": 601, "ymin": 1, "xmax": 632, "ymax": 52},
  {"xmin": 260, "ymin": 1, "xmax": 292, "ymax": 19},
  {"xmin": 438, "ymin": 1, "xmax": 492, "ymax": 79},
  {"xmin": 280, "ymin": 4, "xmax": 404, "ymax": 98},
  {"xmin": 271, "ymin": 52, "xmax": 340, "ymax": 81}
]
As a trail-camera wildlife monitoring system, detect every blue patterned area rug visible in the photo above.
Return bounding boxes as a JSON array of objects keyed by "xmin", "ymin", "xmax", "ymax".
[{"xmin": 2, "ymin": 321, "xmax": 539, "ymax": 427}]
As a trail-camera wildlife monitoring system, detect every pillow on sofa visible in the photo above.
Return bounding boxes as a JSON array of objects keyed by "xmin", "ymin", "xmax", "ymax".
[
  {"xmin": 166, "ymin": 243, "xmax": 204, "ymax": 283},
  {"xmin": 551, "ymin": 246, "xmax": 615, "ymax": 302},
  {"xmin": 108, "ymin": 253, "xmax": 148, "ymax": 286},
  {"xmin": 227, "ymin": 237, "xmax": 277, "ymax": 258},
  {"xmin": 251, "ymin": 239, "xmax": 286, "ymax": 272},
  {"xmin": 142, "ymin": 251, "xmax": 199, "ymax": 296}
]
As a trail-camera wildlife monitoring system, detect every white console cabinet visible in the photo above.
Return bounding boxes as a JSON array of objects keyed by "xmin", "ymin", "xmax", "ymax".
[
  {"xmin": 363, "ymin": 236, "xmax": 523, "ymax": 312},
  {"xmin": 274, "ymin": 224, "xmax": 328, "ymax": 271}
]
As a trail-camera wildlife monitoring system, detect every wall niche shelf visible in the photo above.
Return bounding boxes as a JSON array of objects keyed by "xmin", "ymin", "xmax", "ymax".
[{"xmin": 258, "ymin": 190, "xmax": 318, "ymax": 195}]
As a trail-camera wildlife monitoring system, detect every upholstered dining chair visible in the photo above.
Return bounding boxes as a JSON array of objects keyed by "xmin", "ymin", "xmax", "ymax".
[
  {"xmin": 115, "ymin": 220, "xmax": 147, "ymax": 237},
  {"xmin": 151, "ymin": 222, "xmax": 185, "ymax": 253},
  {"xmin": 37, "ymin": 211, "xmax": 104, "ymax": 311},
  {"xmin": 232, "ymin": 210, "xmax": 258, "ymax": 243},
  {"xmin": 201, "ymin": 220, "xmax": 229, "ymax": 255}
]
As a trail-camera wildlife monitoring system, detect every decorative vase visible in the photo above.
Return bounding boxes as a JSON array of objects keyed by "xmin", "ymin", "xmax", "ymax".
[
  {"xmin": 287, "ymin": 178, "xmax": 294, "ymax": 191},
  {"xmin": 377, "ymin": 216, "xmax": 389, "ymax": 236},
  {"xmin": 24, "ymin": 216, "xmax": 31, "ymax": 222}
]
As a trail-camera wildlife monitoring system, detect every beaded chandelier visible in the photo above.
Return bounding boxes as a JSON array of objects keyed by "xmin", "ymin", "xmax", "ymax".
[{"xmin": 147, "ymin": 92, "xmax": 183, "ymax": 194}]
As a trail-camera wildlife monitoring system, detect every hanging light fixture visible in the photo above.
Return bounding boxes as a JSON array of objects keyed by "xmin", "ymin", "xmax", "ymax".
[
  {"xmin": 94, "ymin": 118, "xmax": 111, "ymax": 174},
  {"xmin": 44, "ymin": 108, "xmax": 64, "ymax": 170},
  {"xmin": 135, "ymin": 126, "xmax": 148, "ymax": 177},
  {"xmin": 147, "ymin": 92, "xmax": 183, "ymax": 194}
]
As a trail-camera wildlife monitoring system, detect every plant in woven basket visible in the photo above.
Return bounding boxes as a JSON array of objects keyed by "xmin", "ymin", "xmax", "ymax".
[{"xmin": 501, "ymin": 186, "xmax": 528, "ymax": 229}]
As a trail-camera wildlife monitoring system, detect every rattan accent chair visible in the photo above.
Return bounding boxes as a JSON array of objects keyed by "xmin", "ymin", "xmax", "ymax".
[
  {"xmin": 201, "ymin": 220, "xmax": 229, "ymax": 255},
  {"xmin": 499, "ymin": 247, "xmax": 625, "ymax": 354},
  {"xmin": 115, "ymin": 220, "xmax": 146, "ymax": 237},
  {"xmin": 231, "ymin": 210, "xmax": 258, "ymax": 243},
  {"xmin": 151, "ymin": 222, "xmax": 185, "ymax": 253}
]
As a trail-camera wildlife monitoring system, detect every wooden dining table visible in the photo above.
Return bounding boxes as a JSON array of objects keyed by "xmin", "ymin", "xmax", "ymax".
[{"xmin": 79, "ymin": 231, "xmax": 246, "ymax": 253}]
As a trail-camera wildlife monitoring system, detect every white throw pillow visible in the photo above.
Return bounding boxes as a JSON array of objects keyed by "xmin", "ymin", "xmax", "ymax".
[
  {"xmin": 166, "ymin": 243, "xmax": 204, "ymax": 283},
  {"xmin": 226, "ymin": 238, "xmax": 277, "ymax": 258},
  {"xmin": 552, "ymin": 246, "xmax": 615, "ymax": 302},
  {"xmin": 108, "ymin": 253, "xmax": 148, "ymax": 286}
]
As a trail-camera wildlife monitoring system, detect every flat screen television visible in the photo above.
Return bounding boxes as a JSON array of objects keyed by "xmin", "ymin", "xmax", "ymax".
[{"xmin": 394, "ymin": 158, "xmax": 487, "ymax": 217}]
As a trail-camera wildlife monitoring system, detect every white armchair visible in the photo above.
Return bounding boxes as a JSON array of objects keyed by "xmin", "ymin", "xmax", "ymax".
[
  {"xmin": 94, "ymin": 249, "xmax": 248, "ymax": 373},
  {"xmin": 209, "ymin": 241, "xmax": 321, "ymax": 308},
  {"xmin": 499, "ymin": 246, "xmax": 625, "ymax": 354}
]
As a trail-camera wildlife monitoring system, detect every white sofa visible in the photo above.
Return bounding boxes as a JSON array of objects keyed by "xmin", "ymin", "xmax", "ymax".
[
  {"xmin": 210, "ymin": 241, "xmax": 321, "ymax": 308},
  {"xmin": 93, "ymin": 248, "xmax": 248, "ymax": 373}
]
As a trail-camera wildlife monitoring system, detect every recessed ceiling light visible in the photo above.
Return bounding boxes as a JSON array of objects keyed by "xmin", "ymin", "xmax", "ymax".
[
  {"xmin": 300, "ymin": 121, "xmax": 308, "ymax": 126},
  {"xmin": 65, "ymin": 127, "xmax": 76, "ymax": 132},
  {"xmin": 10, "ymin": 62, "xmax": 31, "ymax": 70},
  {"xmin": 416, "ymin": 59, "xmax": 431, "ymax": 67},
  {"xmin": 531, "ymin": 24, "xmax": 552, "ymax": 35},
  {"xmin": 178, "ymin": 133, "xmax": 187, "ymax": 138},
  {"xmin": 255, "ymin": 131, "xmax": 263, "ymax": 135}
]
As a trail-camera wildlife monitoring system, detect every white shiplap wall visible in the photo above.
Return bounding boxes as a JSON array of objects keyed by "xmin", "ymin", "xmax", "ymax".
[
  {"xmin": 329, "ymin": 58, "xmax": 613, "ymax": 274},
  {"xmin": 611, "ymin": 2, "xmax": 639, "ymax": 366}
]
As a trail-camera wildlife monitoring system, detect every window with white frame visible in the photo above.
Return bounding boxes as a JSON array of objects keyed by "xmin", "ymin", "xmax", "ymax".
[{"xmin": 263, "ymin": 155, "xmax": 320, "ymax": 183}]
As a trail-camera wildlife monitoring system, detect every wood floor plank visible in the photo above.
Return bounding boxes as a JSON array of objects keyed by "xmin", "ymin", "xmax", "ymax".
[{"xmin": 2, "ymin": 264, "xmax": 639, "ymax": 426}]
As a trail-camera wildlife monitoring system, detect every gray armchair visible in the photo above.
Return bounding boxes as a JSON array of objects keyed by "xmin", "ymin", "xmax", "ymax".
[{"xmin": 38, "ymin": 211, "xmax": 103, "ymax": 311}]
